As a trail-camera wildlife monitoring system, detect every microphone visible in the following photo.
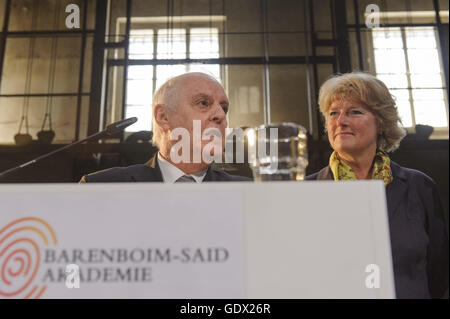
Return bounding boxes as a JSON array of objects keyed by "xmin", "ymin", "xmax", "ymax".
[
  {"xmin": 0, "ymin": 117, "xmax": 138, "ymax": 180},
  {"xmin": 105, "ymin": 117, "xmax": 138, "ymax": 135}
]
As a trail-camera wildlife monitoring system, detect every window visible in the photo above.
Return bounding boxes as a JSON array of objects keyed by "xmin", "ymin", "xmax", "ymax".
[
  {"xmin": 125, "ymin": 27, "xmax": 220, "ymax": 132},
  {"xmin": 372, "ymin": 27, "xmax": 448, "ymax": 130}
]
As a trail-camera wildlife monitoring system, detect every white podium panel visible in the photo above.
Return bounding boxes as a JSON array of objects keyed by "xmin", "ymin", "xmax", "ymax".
[{"xmin": 0, "ymin": 181, "xmax": 395, "ymax": 299}]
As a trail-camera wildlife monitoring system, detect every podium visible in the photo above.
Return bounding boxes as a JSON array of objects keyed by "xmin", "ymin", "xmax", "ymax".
[{"xmin": 0, "ymin": 181, "xmax": 395, "ymax": 299}]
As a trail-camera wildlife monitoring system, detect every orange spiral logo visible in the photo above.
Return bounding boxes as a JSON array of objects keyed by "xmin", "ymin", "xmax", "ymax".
[{"xmin": 0, "ymin": 217, "xmax": 57, "ymax": 299}]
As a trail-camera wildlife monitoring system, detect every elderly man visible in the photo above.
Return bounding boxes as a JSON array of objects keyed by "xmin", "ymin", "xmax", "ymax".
[{"xmin": 80, "ymin": 72, "xmax": 250, "ymax": 183}]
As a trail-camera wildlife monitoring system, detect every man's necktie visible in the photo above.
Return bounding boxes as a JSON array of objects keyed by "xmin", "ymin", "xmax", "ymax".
[{"xmin": 175, "ymin": 175, "xmax": 197, "ymax": 183}]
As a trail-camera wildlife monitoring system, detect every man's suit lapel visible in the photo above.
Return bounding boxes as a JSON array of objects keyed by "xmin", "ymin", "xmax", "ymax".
[
  {"xmin": 203, "ymin": 166, "xmax": 216, "ymax": 182},
  {"xmin": 132, "ymin": 153, "xmax": 163, "ymax": 182}
]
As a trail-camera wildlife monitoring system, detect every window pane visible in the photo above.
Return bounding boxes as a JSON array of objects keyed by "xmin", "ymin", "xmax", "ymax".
[
  {"xmin": 155, "ymin": 65, "xmax": 187, "ymax": 89},
  {"xmin": 188, "ymin": 28, "xmax": 220, "ymax": 82},
  {"xmin": 390, "ymin": 89, "xmax": 410, "ymax": 101},
  {"xmin": 373, "ymin": 26, "xmax": 448, "ymax": 129},
  {"xmin": 410, "ymin": 74, "xmax": 444, "ymax": 88},
  {"xmin": 128, "ymin": 65, "xmax": 153, "ymax": 80},
  {"xmin": 127, "ymin": 66, "xmax": 153, "ymax": 107},
  {"xmin": 407, "ymin": 49, "xmax": 441, "ymax": 74},
  {"xmin": 374, "ymin": 49, "xmax": 406, "ymax": 74},
  {"xmin": 412, "ymin": 89, "xmax": 444, "ymax": 101},
  {"xmin": 129, "ymin": 29, "xmax": 154, "ymax": 59},
  {"xmin": 124, "ymin": 26, "xmax": 223, "ymax": 133},
  {"xmin": 157, "ymin": 29, "xmax": 186, "ymax": 59},
  {"xmin": 396, "ymin": 100, "xmax": 413, "ymax": 128},
  {"xmin": 126, "ymin": 65, "xmax": 153, "ymax": 132},
  {"xmin": 372, "ymin": 28, "xmax": 403, "ymax": 49},
  {"xmin": 377, "ymin": 74, "xmax": 408, "ymax": 89},
  {"xmin": 405, "ymin": 27, "xmax": 437, "ymax": 49},
  {"xmin": 125, "ymin": 105, "xmax": 152, "ymax": 131},
  {"xmin": 391, "ymin": 89, "xmax": 413, "ymax": 127},
  {"xmin": 189, "ymin": 28, "xmax": 219, "ymax": 59},
  {"xmin": 127, "ymin": 79, "xmax": 152, "ymax": 106},
  {"xmin": 414, "ymin": 100, "xmax": 448, "ymax": 127},
  {"xmin": 188, "ymin": 64, "xmax": 220, "ymax": 79}
]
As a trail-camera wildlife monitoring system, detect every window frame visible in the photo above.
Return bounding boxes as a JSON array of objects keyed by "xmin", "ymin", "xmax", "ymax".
[
  {"xmin": 110, "ymin": 17, "xmax": 226, "ymax": 133},
  {"xmin": 369, "ymin": 26, "xmax": 449, "ymax": 139}
]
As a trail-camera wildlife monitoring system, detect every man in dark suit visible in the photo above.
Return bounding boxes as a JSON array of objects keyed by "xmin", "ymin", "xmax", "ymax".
[{"xmin": 80, "ymin": 72, "xmax": 250, "ymax": 183}]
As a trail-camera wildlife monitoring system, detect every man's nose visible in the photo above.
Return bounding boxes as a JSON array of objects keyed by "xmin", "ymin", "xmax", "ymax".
[{"xmin": 210, "ymin": 103, "xmax": 226, "ymax": 124}]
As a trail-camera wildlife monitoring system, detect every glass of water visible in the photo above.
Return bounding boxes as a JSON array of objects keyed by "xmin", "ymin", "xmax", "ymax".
[{"xmin": 247, "ymin": 122, "xmax": 308, "ymax": 181}]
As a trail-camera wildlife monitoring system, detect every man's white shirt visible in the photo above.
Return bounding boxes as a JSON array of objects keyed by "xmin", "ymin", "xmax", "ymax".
[{"xmin": 157, "ymin": 152, "xmax": 207, "ymax": 183}]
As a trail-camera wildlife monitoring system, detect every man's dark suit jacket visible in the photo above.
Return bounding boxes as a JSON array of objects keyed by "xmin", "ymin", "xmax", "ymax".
[
  {"xmin": 306, "ymin": 161, "xmax": 449, "ymax": 299},
  {"xmin": 79, "ymin": 154, "xmax": 251, "ymax": 183}
]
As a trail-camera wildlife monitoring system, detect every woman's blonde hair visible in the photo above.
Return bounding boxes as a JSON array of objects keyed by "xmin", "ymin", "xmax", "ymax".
[{"xmin": 318, "ymin": 72, "xmax": 406, "ymax": 152}]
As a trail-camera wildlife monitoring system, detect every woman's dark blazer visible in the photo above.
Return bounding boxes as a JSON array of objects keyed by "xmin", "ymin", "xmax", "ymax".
[{"xmin": 306, "ymin": 161, "xmax": 449, "ymax": 299}]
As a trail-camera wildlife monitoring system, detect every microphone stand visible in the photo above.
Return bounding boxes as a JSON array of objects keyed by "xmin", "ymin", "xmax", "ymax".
[{"xmin": 0, "ymin": 117, "xmax": 137, "ymax": 180}]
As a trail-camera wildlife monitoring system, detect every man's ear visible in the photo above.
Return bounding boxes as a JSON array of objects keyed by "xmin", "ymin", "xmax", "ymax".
[{"xmin": 154, "ymin": 104, "xmax": 170, "ymax": 131}]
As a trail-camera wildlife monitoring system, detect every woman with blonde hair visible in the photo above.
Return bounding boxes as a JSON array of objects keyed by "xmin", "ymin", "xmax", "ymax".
[{"xmin": 307, "ymin": 72, "xmax": 449, "ymax": 299}]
